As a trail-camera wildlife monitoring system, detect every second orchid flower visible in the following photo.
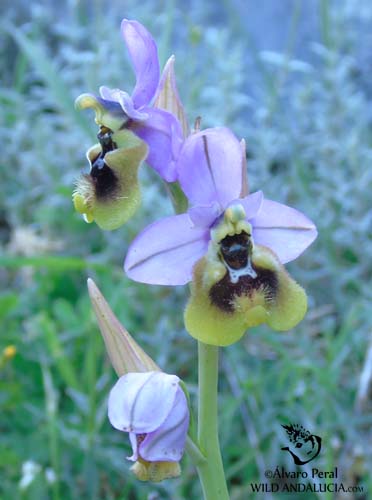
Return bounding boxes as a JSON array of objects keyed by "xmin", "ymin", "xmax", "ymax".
[{"xmin": 76, "ymin": 19, "xmax": 184, "ymax": 182}]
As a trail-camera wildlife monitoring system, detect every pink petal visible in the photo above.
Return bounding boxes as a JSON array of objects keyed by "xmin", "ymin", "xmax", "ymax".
[
  {"xmin": 234, "ymin": 190, "xmax": 264, "ymax": 220},
  {"xmin": 99, "ymin": 86, "xmax": 117, "ymax": 101},
  {"xmin": 125, "ymin": 214, "xmax": 209, "ymax": 286},
  {"xmin": 188, "ymin": 202, "xmax": 221, "ymax": 228},
  {"xmin": 128, "ymin": 432, "xmax": 139, "ymax": 461},
  {"xmin": 99, "ymin": 86, "xmax": 149, "ymax": 121},
  {"xmin": 177, "ymin": 127, "xmax": 243, "ymax": 208},
  {"xmin": 251, "ymin": 199, "xmax": 318, "ymax": 263},
  {"xmin": 121, "ymin": 19, "xmax": 160, "ymax": 109},
  {"xmin": 134, "ymin": 107, "xmax": 183, "ymax": 182},
  {"xmin": 139, "ymin": 387, "xmax": 189, "ymax": 462},
  {"xmin": 108, "ymin": 372, "xmax": 179, "ymax": 434}
]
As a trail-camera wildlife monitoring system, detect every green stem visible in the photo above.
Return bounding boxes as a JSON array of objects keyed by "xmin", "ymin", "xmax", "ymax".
[
  {"xmin": 185, "ymin": 436, "xmax": 206, "ymax": 466},
  {"xmin": 164, "ymin": 182, "xmax": 188, "ymax": 214},
  {"xmin": 320, "ymin": 0, "xmax": 332, "ymax": 49},
  {"xmin": 164, "ymin": 181, "xmax": 227, "ymax": 496},
  {"xmin": 196, "ymin": 342, "xmax": 229, "ymax": 500},
  {"xmin": 41, "ymin": 364, "xmax": 61, "ymax": 500}
]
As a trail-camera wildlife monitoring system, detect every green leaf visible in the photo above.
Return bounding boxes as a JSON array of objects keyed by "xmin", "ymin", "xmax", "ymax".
[
  {"xmin": 40, "ymin": 313, "xmax": 80, "ymax": 391},
  {"xmin": 0, "ymin": 255, "xmax": 108, "ymax": 271},
  {"xmin": 0, "ymin": 293, "xmax": 19, "ymax": 320}
]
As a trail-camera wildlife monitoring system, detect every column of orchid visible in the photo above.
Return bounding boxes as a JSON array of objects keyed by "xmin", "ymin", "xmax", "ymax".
[{"xmin": 73, "ymin": 19, "xmax": 317, "ymax": 498}]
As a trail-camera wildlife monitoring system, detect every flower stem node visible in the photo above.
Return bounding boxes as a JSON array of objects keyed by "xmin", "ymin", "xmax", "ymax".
[
  {"xmin": 73, "ymin": 129, "xmax": 148, "ymax": 230},
  {"xmin": 184, "ymin": 211, "xmax": 307, "ymax": 346},
  {"xmin": 108, "ymin": 371, "xmax": 190, "ymax": 483}
]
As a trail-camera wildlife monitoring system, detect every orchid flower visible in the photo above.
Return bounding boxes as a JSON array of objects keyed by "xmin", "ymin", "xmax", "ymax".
[
  {"xmin": 124, "ymin": 127, "xmax": 317, "ymax": 345},
  {"xmin": 108, "ymin": 371, "xmax": 189, "ymax": 482},
  {"xmin": 73, "ymin": 129, "xmax": 148, "ymax": 230},
  {"xmin": 76, "ymin": 19, "xmax": 183, "ymax": 182}
]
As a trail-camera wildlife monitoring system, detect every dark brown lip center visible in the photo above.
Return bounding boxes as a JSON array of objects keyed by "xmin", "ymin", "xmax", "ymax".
[
  {"xmin": 219, "ymin": 232, "xmax": 252, "ymax": 270},
  {"xmin": 90, "ymin": 127, "xmax": 119, "ymax": 199},
  {"xmin": 97, "ymin": 127, "xmax": 117, "ymax": 155},
  {"xmin": 209, "ymin": 265, "xmax": 278, "ymax": 313},
  {"xmin": 209, "ymin": 232, "xmax": 278, "ymax": 313}
]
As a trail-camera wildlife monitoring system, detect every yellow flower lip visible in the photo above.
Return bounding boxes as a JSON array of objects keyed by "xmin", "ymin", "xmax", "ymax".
[
  {"xmin": 185, "ymin": 244, "xmax": 308, "ymax": 346},
  {"xmin": 72, "ymin": 192, "xmax": 94, "ymax": 223},
  {"xmin": 72, "ymin": 129, "xmax": 148, "ymax": 230},
  {"xmin": 184, "ymin": 205, "xmax": 308, "ymax": 346}
]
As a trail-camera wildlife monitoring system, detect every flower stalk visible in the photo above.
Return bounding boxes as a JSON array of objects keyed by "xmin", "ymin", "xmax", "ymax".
[
  {"xmin": 165, "ymin": 182, "xmax": 188, "ymax": 214},
  {"xmin": 73, "ymin": 17, "xmax": 317, "ymax": 497},
  {"xmin": 196, "ymin": 342, "xmax": 229, "ymax": 500}
]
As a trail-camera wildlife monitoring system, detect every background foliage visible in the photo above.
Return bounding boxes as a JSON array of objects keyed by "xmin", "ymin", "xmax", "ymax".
[{"xmin": 1, "ymin": 0, "xmax": 371, "ymax": 498}]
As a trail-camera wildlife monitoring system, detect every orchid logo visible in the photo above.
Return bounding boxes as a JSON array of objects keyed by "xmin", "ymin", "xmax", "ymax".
[{"xmin": 281, "ymin": 424, "xmax": 322, "ymax": 465}]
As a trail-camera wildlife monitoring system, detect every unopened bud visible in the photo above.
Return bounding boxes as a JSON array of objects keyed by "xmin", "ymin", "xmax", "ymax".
[
  {"xmin": 87, "ymin": 279, "xmax": 159, "ymax": 375},
  {"xmin": 154, "ymin": 55, "xmax": 189, "ymax": 138}
]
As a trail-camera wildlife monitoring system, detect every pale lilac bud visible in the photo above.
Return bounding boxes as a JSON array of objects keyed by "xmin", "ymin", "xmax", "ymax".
[{"xmin": 108, "ymin": 371, "xmax": 189, "ymax": 482}]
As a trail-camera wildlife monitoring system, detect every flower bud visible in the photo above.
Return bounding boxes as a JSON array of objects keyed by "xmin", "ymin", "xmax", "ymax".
[
  {"xmin": 87, "ymin": 278, "xmax": 159, "ymax": 376},
  {"xmin": 108, "ymin": 371, "xmax": 189, "ymax": 482},
  {"xmin": 154, "ymin": 55, "xmax": 189, "ymax": 138},
  {"xmin": 73, "ymin": 128, "xmax": 148, "ymax": 230},
  {"xmin": 184, "ymin": 203, "xmax": 307, "ymax": 346}
]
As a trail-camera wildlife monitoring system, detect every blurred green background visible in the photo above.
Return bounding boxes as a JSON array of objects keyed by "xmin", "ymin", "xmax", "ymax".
[{"xmin": 1, "ymin": 0, "xmax": 371, "ymax": 499}]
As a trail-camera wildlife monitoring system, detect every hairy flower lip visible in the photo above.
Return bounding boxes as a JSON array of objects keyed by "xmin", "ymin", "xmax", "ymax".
[
  {"xmin": 209, "ymin": 262, "xmax": 277, "ymax": 313},
  {"xmin": 73, "ymin": 129, "xmax": 148, "ymax": 230},
  {"xmin": 185, "ymin": 243, "xmax": 308, "ymax": 346}
]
